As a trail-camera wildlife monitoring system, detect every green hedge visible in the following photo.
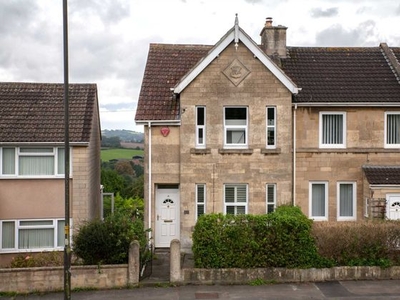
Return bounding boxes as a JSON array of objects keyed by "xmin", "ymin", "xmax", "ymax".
[
  {"xmin": 192, "ymin": 206, "xmax": 330, "ymax": 268},
  {"xmin": 73, "ymin": 211, "xmax": 148, "ymax": 265},
  {"xmin": 312, "ymin": 221, "xmax": 400, "ymax": 267}
]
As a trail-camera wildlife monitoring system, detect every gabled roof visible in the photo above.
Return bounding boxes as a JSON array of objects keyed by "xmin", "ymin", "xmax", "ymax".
[
  {"xmin": 173, "ymin": 18, "xmax": 299, "ymax": 95},
  {"xmin": 363, "ymin": 165, "xmax": 400, "ymax": 185},
  {"xmin": 135, "ymin": 18, "xmax": 299, "ymax": 122},
  {"xmin": 0, "ymin": 82, "xmax": 99, "ymax": 143},
  {"xmin": 282, "ymin": 46, "xmax": 400, "ymax": 104},
  {"xmin": 135, "ymin": 44, "xmax": 211, "ymax": 121},
  {"xmin": 135, "ymin": 21, "xmax": 400, "ymax": 122}
]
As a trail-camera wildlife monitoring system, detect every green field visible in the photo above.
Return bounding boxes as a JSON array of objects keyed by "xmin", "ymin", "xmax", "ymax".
[{"xmin": 101, "ymin": 148, "xmax": 144, "ymax": 162}]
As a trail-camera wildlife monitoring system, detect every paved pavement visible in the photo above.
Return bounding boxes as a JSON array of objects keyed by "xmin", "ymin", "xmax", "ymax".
[{"xmin": 4, "ymin": 280, "xmax": 400, "ymax": 299}]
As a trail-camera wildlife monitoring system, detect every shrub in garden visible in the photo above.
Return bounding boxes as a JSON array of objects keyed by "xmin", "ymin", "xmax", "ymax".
[
  {"xmin": 73, "ymin": 210, "xmax": 148, "ymax": 265},
  {"xmin": 312, "ymin": 220, "xmax": 400, "ymax": 267},
  {"xmin": 9, "ymin": 251, "xmax": 63, "ymax": 268},
  {"xmin": 192, "ymin": 206, "xmax": 330, "ymax": 268}
]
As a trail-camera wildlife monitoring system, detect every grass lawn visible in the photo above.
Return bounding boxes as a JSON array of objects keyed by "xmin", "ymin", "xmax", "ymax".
[{"xmin": 101, "ymin": 148, "xmax": 144, "ymax": 162}]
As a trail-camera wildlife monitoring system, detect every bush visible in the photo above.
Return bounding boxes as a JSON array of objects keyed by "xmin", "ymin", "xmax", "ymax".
[
  {"xmin": 9, "ymin": 251, "xmax": 63, "ymax": 268},
  {"xmin": 312, "ymin": 220, "xmax": 400, "ymax": 267},
  {"xmin": 103, "ymin": 193, "xmax": 144, "ymax": 219},
  {"xmin": 192, "ymin": 206, "xmax": 330, "ymax": 268},
  {"xmin": 73, "ymin": 210, "xmax": 148, "ymax": 265}
]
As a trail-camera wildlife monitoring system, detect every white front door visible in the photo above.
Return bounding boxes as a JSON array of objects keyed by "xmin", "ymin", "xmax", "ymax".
[
  {"xmin": 386, "ymin": 194, "xmax": 400, "ymax": 220},
  {"xmin": 155, "ymin": 186, "xmax": 180, "ymax": 248}
]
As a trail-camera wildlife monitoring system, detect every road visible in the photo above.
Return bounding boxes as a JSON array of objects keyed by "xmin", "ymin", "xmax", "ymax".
[{"xmin": 4, "ymin": 280, "xmax": 400, "ymax": 300}]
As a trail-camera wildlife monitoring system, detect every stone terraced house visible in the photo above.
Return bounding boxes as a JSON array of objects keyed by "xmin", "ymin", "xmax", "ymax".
[
  {"xmin": 135, "ymin": 16, "xmax": 400, "ymax": 251},
  {"xmin": 0, "ymin": 82, "xmax": 101, "ymax": 266}
]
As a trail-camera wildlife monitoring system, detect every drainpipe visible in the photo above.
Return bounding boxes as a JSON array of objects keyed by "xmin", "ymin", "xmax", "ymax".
[
  {"xmin": 147, "ymin": 122, "xmax": 152, "ymax": 248},
  {"xmin": 293, "ymin": 103, "xmax": 297, "ymax": 206}
]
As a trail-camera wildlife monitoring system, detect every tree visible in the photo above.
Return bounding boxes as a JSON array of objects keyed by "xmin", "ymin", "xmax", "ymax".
[
  {"xmin": 101, "ymin": 169, "xmax": 126, "ymax": 194},
  {"xmin": 131, "ymin": 175, "xmax": 144, "ymax": 198},
  {"xmin": 115, "ymin": 160, "xmax": 135, "ymax": 176},
  {"xmin": 101, "ymin": 136, "xmax": 121, "ymax": 148}
]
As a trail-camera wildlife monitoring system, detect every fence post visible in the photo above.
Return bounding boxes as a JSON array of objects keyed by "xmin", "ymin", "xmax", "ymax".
[
  {"xmin": 128, "ymin": 240, "xmax": 140, "ymax": 286},
  {"xmin": 170, "ymin": 239, "xmax": 181, "ymax": 283}
]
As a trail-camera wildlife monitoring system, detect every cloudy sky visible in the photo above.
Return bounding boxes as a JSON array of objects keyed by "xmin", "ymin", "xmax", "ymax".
[{"xmin": 1, "ymin": 0, "xmax": 399, "ymax": 133}]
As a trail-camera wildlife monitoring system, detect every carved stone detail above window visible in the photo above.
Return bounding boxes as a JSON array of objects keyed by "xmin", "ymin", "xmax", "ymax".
[{"xmin": 222, "ymin": 59, "xmax": 250, "ymax": 86}]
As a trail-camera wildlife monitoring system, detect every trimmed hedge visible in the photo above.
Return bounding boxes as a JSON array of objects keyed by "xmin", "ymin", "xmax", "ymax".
[
  {"xmin": 192, "ymin": 206, "xmax": 330, "ymax": 268},
  {"xmin": 312, "ymin": 221, "xmax": 400, "ymax": 267}
]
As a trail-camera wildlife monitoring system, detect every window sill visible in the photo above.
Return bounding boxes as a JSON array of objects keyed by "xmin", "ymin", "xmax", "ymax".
[
  {"xmin": 0, "ymin": 176, "xmax": 71, "ymax": 179},
  {"xmin": 261, "ymin": 148, "xmax": 281, "ymax": 155},
  {"xmin": 0, "ymin": 248, "xmax": 64, "ymax": 254},
  {"xmin": 298, "ymin": 148, "xmax": 400, "ymax": 153},
  {"xmin": 218, "ymin": 148, "xmax": 253, "ymax": 155},
  {"xmin": 190, "ymin": 148, "xmax": 211, "ymax": 155}
]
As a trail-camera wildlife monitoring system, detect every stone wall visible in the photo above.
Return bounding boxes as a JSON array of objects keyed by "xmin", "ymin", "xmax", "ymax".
[
  {"xmin": 0, "ymin": 241, "xmax": 140, "ymax": 294},
  {"xmin": 181, "ymin": 266, "xmax": 400, "ymax": 284},
  {"xmin": 0, "ymin": 265, "xmax": 129, "ymax": 293}
]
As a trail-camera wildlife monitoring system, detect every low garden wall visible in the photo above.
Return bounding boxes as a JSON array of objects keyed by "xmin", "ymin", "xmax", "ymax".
[
  {"xmin": 0, "ymin": 241, "xmax": 140, "ymax": 294},
  {"xmin": 171, "ymin": 240, "xmax": 400, "ymax": 284},
  {"xmin": 181, "ymin": 266, "xmax": 400, "ymax": 284},
  {"xmin": 0, "ymin": 264, "xmax": 130, "ymax": 293}
]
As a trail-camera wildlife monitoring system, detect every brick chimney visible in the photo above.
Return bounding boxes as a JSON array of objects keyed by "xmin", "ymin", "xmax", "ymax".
[{"xmin": 260, "ymin": 17, "xmax": 287, "ymax": 59}]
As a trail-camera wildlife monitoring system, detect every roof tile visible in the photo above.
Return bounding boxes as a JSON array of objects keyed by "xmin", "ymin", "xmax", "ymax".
[{"xmin": 0, "ymin": 82, "xmax": 98, "ymax": 143}]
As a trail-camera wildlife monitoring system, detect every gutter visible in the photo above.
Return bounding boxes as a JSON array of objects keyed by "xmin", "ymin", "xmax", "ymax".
[
  {"xmin": 294, "ymin": 102, "xmax": 400, "ymax": 107},
  {"xmin": 0, "ymin": 142, "xmax": 89, "ymax": 146},
  {"xmin": 147, "ymin": 121, "xmax": 153, "ymax": 249},
  {"xmin": 370, "ymin": 184, "xmax": 400, "ymax": 189},
  {"xmin": 141, "ymin": 119, "xmax": 181, "ymax": 249},
  {"xmin": 136, "ymin": 120, "xmax": 181, "ymax": 126},
  {"xmin": 293, "ymin": 103, "xmax": 297, "ymax": 206}
]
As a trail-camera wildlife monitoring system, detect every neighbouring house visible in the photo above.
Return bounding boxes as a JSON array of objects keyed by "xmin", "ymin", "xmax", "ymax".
[
  {"xmin": 0, "ymin": 82, "xmax": 101, "ymax": 266},
  {"xmin": 135, "ymin": 16, "xmax": 400, "ymax": 251}
]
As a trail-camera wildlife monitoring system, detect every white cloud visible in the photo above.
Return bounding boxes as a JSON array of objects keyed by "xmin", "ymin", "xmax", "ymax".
[{"xmin": 0, "ymin": 0, "xmax": 399, "ymax": 132}]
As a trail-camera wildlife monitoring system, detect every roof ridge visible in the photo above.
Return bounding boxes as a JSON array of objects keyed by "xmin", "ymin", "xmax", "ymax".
[{"xmin": 380, "ymin": 43, "xmax": 400, "ymax": 85}]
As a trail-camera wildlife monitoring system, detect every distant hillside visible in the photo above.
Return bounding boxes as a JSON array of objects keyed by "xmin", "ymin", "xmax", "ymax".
[{"xmin": 102, "ymin": 129, "xmax": 144, "ymax": 143}]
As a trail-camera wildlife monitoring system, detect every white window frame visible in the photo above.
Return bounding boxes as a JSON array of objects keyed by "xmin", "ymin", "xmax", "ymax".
[
  {"xmin": 0, "ymin": 146, "xmax": 71, "ymax": 178},
  {"xmin": 309, "ymin": 181, "xmax": 328, "ymax": 221},
  {"xmin": 266, "ymin": 106, "xmax": 277, "ymax": 149},
  {"xmin": 384, "ymin": 112, "xmax": 400, "ymax": 148},
  {"xmin": 224, "ymin": 106, "xmax": 248, "ymax": 149},
  {"xmin": 196, "ymin": 106, "xmax": 206, "ymax": 148},
  {"xmin": 266, "ymin": 183, "xmax": 276, "ymax": 213},
  {"xmin": 0, "ymin": 219, "xmax": 70, "ymax": 253},
  {"xmin": 337, "ymin": 182, "xmax": 357, "ymax": 221},
  {"xmin": 224, "ymin": 184, "xmax": 248, "ymax": 215},
  {"xmin": 195, "ymin": 184, "xmax": 206, "ymax": 220},
  {"xmin": 319, "ymin": 112, "xmax": 346, "ymax": 148}
]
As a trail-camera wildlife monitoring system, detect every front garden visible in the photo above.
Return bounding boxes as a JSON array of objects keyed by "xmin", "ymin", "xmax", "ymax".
[{"xmin": 192, "ymin": 206, "xmax": 400, "ymax": 269}]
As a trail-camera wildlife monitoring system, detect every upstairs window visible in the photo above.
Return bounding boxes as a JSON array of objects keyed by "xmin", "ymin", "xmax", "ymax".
[
  {"xmin": 319, "ymin": 112, "xmax": 346, "ymax": 148},
  {"xmin": 196, "ymin": 184, "xmax": 206, "ymax": 220},
  {"xmin": 0, "ymin": 147, "xmax": 68, "ymax": 177},
  {"xmin": 385, "ymin": 112, "xmax": 400, "ymax": 148},
  {"xmin": 224, "ymin": 184, "xmax": 248, "ymax": 215},
  {"xmin": 266, "ymin": 106, "xmax": 276, "ymax": 148},
  {"xmin": 196, "ymin": 106, "xmax": 206, "ymax": 148},
  {"xmin": 224, "ymin": 107, "xmax": 248, "ymax": 148}
]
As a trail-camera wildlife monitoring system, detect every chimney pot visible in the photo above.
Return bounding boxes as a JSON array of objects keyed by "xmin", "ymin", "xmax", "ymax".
[
  {"xmin": 260, "ymin": 17, "xmax": 287, "ymax": 59},
  {"xmin": 265, "ymin": 17, "xmax": 273, "ymax": 27}
]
